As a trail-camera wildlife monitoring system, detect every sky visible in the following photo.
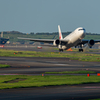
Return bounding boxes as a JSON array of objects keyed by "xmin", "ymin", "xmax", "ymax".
[{"xmin": 0, "ymin": 0, "xmax": 100, "ymax": 34}]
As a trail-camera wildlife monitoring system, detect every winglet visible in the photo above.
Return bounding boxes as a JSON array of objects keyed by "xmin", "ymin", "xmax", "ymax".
[{"xmin": 58, "ymin": 25, "xmax": 63, "ymax": 40}]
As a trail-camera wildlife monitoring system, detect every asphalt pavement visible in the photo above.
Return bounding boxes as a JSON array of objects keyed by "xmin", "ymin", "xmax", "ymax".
[
  {"xmin": 0, "ymin": 83, "xmax": 100, "ymax": 100},
  {"xmin": 0, "ymin": 45, "xmax": 100, "ymax": 100}
]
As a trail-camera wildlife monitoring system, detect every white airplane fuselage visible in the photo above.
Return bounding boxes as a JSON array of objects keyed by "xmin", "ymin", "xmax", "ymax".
[{"xmin": 61, "ymin": 27, "xmax": 86, "ymax": 50}]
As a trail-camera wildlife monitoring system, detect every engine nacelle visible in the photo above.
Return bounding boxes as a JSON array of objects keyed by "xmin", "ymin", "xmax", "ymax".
[
  {"xmin": 88, "ymin": 39, "xmax": 95, "ymax": 48},
  {"xmin": 53, "ymin": 40, "xmax": 56, "ymax": 46},
  {"xmin": 55, "ymin": 39, "xmax": 60, "ymax": 45},
  {"xmin": 53, "ymin": 39, "xmax": 60, "ymax": 46}
]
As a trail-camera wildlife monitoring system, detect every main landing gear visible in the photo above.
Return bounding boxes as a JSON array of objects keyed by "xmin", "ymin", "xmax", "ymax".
[
  {"xmin": 79, "ymin": 45, "xmax": 83, "ymax": 52},
  {"xmin": 59, "ymin": 49, "xmax": 63, "ymax": 52}
]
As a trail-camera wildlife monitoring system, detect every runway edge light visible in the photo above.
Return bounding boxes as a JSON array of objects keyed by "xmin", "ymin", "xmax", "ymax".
[
  {"xmin": 97, "ymin": 73, "xmax": 100, "ymax": 76},
  {"xmin": 87, "ymin": 74, "xmax": 90, "ymax": 77},
  {"xmin": 42, "ymin": 74, "xmax": 44, "ymax": 76}
]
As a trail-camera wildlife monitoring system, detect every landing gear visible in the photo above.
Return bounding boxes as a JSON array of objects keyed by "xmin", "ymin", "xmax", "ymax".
[
  {"xmin": 78, "ymin": 44, "xmax": 84, "ymax": 52},
  {"xmin": 59, "ymin": 49, "xmax": 63, "ymax": 52},
  {"xmin": 58, "ymin": 44, "xmax": 63, "ymax": 52},
  {"xmin": 79, "ymin": 49, "xmax": 83, "ymax": 52}
]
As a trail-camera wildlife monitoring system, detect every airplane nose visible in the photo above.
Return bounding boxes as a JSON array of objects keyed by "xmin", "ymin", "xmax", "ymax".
[
  {"xmin": 82, "ymin": 29, "xmax": 86, "ymax": 37},
  {"xmin": 83, "ymin": 29, "xmax": 86, "ymax": 35}
]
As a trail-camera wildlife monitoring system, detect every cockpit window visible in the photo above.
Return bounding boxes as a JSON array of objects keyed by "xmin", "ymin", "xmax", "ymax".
[{"xmin": 78, "ymin": 28, "xmax": 85, "ymax": 31}]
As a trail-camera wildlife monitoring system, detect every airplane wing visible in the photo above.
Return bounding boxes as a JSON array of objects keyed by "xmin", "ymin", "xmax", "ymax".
[
  {"xmin": 77, "ymin": 39, "xmax": 100, "ymax": 46},
  {"xmin": 78, "ymin": 39, "xmax": 88, "ymax": 45},
  {"xmin": 18, "ymin": 37, "xmax": 55, "ymax": 43},
  {"xmin": 94, "ymin": 40, "xmax": 100, "ymax": 43},
  {"xmin": 18, "ymin": 37, "xmax": 69, "ymax": 45},
  {"xmin": 18, "ymin": 25, "xmax": 69, "ymax": 46},
  {"xmin": 80, "ymin": 39, "xmax": 100, "ymax": 44}
]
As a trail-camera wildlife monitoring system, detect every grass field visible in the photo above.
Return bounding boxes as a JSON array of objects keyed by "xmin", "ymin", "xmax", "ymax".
[
  {"xmin": 89, "ymin": 98, "xmax": 100, "ymax": 100},
  {"xmin": 0, "ymin": 64, "xmax": 10, "ymax": 68},
  {"xmin": 0, "ymin": 49, "xmax": 100, "ymax": 62},
  {"xmin": 0, "ymin": 75, "xmax": 100, "ymax": 89},
  {"xmin": 45, "ymin": 70, "xmax": 96, "ymax": 74}
]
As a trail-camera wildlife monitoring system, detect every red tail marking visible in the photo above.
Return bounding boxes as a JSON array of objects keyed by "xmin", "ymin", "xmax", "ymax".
[{"xmin": 59, "ymin": 32, "xmax": 61, "ymax": 39}]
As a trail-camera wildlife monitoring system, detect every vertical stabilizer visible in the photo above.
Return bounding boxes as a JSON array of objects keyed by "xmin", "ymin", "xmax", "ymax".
[
  {"xmin": 58, "ymin": 25, "xmax": 63, "ymax": 40},
  {"xmin": 1, "ymin": 32, "xmax": 3, "ymax": 37}
]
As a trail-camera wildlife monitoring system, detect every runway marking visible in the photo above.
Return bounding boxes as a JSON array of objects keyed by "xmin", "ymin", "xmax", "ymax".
[
  {"xmin": 0, "ymin": 74, "xmax": 20, "ymax": 75},
  {"xmin": 84, "ymin": 86, "xmax": 100, "ymax": 88},
  {"xmin": 94, "ymin": 65, "xmax": 100, "ymax": 66},
  {"xmin": 54, "ymin": 64, "xmax": 69, "ymax": 66}
]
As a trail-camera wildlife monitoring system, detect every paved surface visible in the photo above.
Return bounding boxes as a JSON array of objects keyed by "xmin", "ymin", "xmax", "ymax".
[
  {"xmin": 1, "ymin": 44, "xmax": 100, "ymax": 54},
  {"xmin": 0, "ymin": 57, "xmax": 100, "ymax": 99},
  {"xmin": 0, "ymin": 57, "xmax": 100, "ymax": 74},
  {"xmin": 0, "ymin": 84, "xmax": 100, "ymax": 100},
  {"xmin": 1, "ymin": 44, "xmax": 58, "ymax": 52},
  {"xmin": 0, "ymin": 45, "xmax": 100, "ymax": 100}
]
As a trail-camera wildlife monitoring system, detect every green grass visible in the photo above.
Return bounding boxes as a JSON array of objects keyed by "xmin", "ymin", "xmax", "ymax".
[
  {"xmin": 0, "ymin": 64, "xmax": 10, "ymax": 68},
  {"xmin": 89, "ymin": 99, "xmax": 100, "ymax": 100},
  {"xmin": 0, "ymin": 49, "xmax": 100, "ymax": 62},
  {"xmin": 0, "ymin": 75, "xmax": 100, "ymax": 89},
  {"xmin": 45, "ymin": 70, "xmax": 96, "ymax": 74}
]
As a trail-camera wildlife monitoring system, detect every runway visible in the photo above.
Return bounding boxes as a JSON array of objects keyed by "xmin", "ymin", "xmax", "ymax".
[
  {"xmin": 0, "ymin": 83, "xmax": 100, "ymax": 100},
  {"xmin": 0, "ymin": 57, "xmax": 100, "ymax": 74},
  {"xmin": 0, "ymin": 46, "xmax": 100, "ymax": 99},
  {"xmin": 1, "ymin": 44, "xmax": 100, "ymax": 54},
  {"xmin": 0, "ymin": 57, "xmax": 100, "ymax": 99},
  {"xmin": 1, "ymin": 44, "xmax": 58, "ymax": 52}
]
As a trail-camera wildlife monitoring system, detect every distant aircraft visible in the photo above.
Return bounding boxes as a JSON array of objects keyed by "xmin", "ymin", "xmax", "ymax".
[
  {"xmin": 0, "ymin": 37, "xmax": 9, "ymax": 45},
  {"xmin": 0, "ymin": 32, "xmax": 9, "ymax": 45},
  {"xmin": 18, "ymin": 25, "xmax": 100, "ymax": 52}
]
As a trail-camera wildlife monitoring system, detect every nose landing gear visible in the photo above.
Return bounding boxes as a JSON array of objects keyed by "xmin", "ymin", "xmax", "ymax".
[{"xmin": 79, "ymin": 49, "xmax": 83, "ymax": 52}]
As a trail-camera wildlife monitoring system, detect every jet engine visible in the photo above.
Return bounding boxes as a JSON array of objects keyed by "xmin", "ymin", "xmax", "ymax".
[
  {"xmin": 88, "ymin": 39, "xmax": 95, "ymax": 48},
  {"xmin": 55, "ymin": 39, "xmax": 60, "ymax": 45},
  {"xmin": 53, "ymin": 39, "xmax": 60, "ymax": 46}
]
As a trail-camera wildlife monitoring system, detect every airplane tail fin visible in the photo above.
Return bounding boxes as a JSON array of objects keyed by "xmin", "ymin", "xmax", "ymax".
[{"xmin": 58, "ymin": 25, "xmax": 63, "ymax": 40}]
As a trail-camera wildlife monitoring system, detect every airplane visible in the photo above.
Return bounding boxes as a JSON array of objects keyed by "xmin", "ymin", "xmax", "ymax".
[
  {"xmin": 0, "ymin": 37, "xmax": 9, "ymax": 45},
  {"xmin": 18, "ymin": 25, "xmax": 100, "ymax": 52},
  {"xmin": 0, "ymin": 32, "xmax": 9, "ymax": 45}
]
